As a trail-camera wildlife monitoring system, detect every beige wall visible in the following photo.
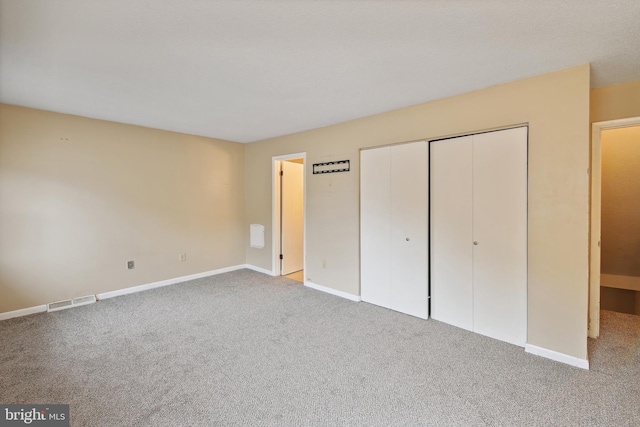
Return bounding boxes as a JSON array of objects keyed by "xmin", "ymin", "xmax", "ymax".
[
  {"xmin": 601, "ymin": 287, "xmax": 640, "ymax": 315},
  {"xmin": 601, "ymin": 126, "xmax": 640, "ymax": 277},
  {"xmin": 591, "ymin": 79, "xmax": 640, "ymax": 123},
  {"xmin": 246, "ymin": 65, "xmax": 591, "ymax": 360},
  {"xmin": 0, "ymin": 104, "xmax": 245, "ymax": 313}
]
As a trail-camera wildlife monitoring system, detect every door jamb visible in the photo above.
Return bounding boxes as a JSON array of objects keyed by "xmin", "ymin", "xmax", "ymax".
[
  {"xmin": 589, "ymin": 117, "xmax": 640, "ymax": 338},
  {"xmin": 272, "ymin": 152, "xmax": 306, "ymax": 277}
]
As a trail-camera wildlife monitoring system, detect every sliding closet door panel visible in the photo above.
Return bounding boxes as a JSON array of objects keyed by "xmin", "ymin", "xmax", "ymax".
[
  {"xmin": 472, "ymin": 127, "xmax": 527, "ymax": 346},
  {"xmin": 430, "ymin": 136, "xmax": 473, "ymax": 330},
  {"xmin": 390, "ymin": 141, "xmax": 429, "ymax": 319},
  {"xmin": 360, "ymin": 147, "xmax": 392, "ymax": 309}
]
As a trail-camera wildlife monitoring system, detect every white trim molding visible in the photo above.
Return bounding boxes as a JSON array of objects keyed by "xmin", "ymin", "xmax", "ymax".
[
  {"xmin": 525, "ymin": 344, "xmax": 589, "ymax": 370},
  {"xmin": 96, "ymin": 265, "xmax": 247, "ymax": 300},
  {"xmin": 304, "ymin": 281, "xmax": 361, "ymax": 302},
  {"xmin": 244, "ymin": 264, "xmax": 276, "ymax": 276},
  {"xmin": 0, "ymin": 305, "xmax": 48, "ymax": 321}
]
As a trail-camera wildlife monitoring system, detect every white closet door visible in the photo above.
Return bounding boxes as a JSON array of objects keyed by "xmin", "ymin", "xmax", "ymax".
[
  {"xmin": 390, "ymin": 141, "xmax": 429, "ymax": 319},
  {"xmin": 472, "ymin": 128, "xmax": 527, "ymax": 346},
  {"xmin": 430, "ymin": 136, "xmax": 474, "ymax": 330},
  {"xmin": 360, "ymin": 147, "xmax": 392, "ymax": 309}
]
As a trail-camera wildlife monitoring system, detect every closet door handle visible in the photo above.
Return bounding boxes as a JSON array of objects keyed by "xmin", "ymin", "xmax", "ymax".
[
  {"xmin": 473, "ymin": 241, "xmax": 478, "ymax": 245},
  {"xmin": 406, "ymin": 238, "xmax": 410, "ymax": 241}
]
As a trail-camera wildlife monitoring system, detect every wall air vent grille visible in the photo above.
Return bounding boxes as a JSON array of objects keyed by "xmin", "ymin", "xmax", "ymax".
[{"xmin": 47, "ymin": 295, "xmax": 97, "ymax": 312}]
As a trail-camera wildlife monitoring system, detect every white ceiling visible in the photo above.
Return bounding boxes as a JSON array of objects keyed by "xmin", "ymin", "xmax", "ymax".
[{"xmin": 1, "ymin": 1, "xmax": 639, "ymax": 143}]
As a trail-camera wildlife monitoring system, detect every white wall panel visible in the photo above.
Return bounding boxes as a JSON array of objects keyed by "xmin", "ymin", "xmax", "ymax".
[
  {"xmin": 360, "ymin": 147, "xmax": 392, "ymax": 309},
  {"xmin": 390, "ymin": 141, "xmax": 429, "ymax": 319},
  {"xmin": 430, "ymin": 136, "xmax": 474, "ymax": 330},
  {"xmin": 472, "ymin": 128, "xmax": 527, "ymax": 346}
]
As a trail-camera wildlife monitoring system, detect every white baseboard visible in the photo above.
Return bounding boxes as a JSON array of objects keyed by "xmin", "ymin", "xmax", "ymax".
[
  {"xmin": 96, "ymin": 264, "xmax": 247, "ymax": 300},
  {"xmin": 304, "ymin": 281, "xmax": 361, "ymax": 302},
  {"xmin": 525, "ymin": 344, "xmax": 589, "ymax": 370},
  {"xmin": 243, "ymin": 264, "xmax": 276, "ymax": 276},
  {"xmin": 0, "ymin": 264, "xmax": 273, "ymax": 321},
  {"xmin": 0, "ymin": 304, "xmax": 48, "ymax": 321}
]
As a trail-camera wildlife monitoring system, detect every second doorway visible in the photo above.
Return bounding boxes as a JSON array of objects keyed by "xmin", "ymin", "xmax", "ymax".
[{"xmin": 274, "ymin": 155, "xmax": 305, "ymax": 282}]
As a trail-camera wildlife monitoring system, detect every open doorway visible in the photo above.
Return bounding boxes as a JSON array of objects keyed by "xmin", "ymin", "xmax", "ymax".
[
  {"xmin": 590, "ymin": 118, "xmax": 640, "ymax": 338},
  {"xmin": 272, "ymin": 153, "xmax": 306, "ymax": 282},
  {"xmin": 600, "ymin": 126, "xmax": 640, "ymax": 314}
]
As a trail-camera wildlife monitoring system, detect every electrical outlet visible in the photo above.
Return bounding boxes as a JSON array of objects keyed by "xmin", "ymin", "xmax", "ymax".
[
  {"xmin": 322, "ymin": 260, "xmax": 327, "ymax": 269},
  {"xmin": 127, "ymin": 260, "xmax": 135, "ymax": 269},
  {"xmin": 179, "ymin": 253, "xmax": 186, "ymax": 262}
]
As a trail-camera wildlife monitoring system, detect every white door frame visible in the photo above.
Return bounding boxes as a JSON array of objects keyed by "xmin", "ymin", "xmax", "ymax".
[
  {"xmin": 272, "ymin": 152, "xmax": 306, "ymax": 277},
  {"xmin": 589, "ymin": 116, "xmax": 640, "ymax": 338}
]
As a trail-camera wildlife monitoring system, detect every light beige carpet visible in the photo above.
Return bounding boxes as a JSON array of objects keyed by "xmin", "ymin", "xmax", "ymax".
[{"xmin": 1, "ymin": 270, "xmax": 638, "ymax": 426}]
